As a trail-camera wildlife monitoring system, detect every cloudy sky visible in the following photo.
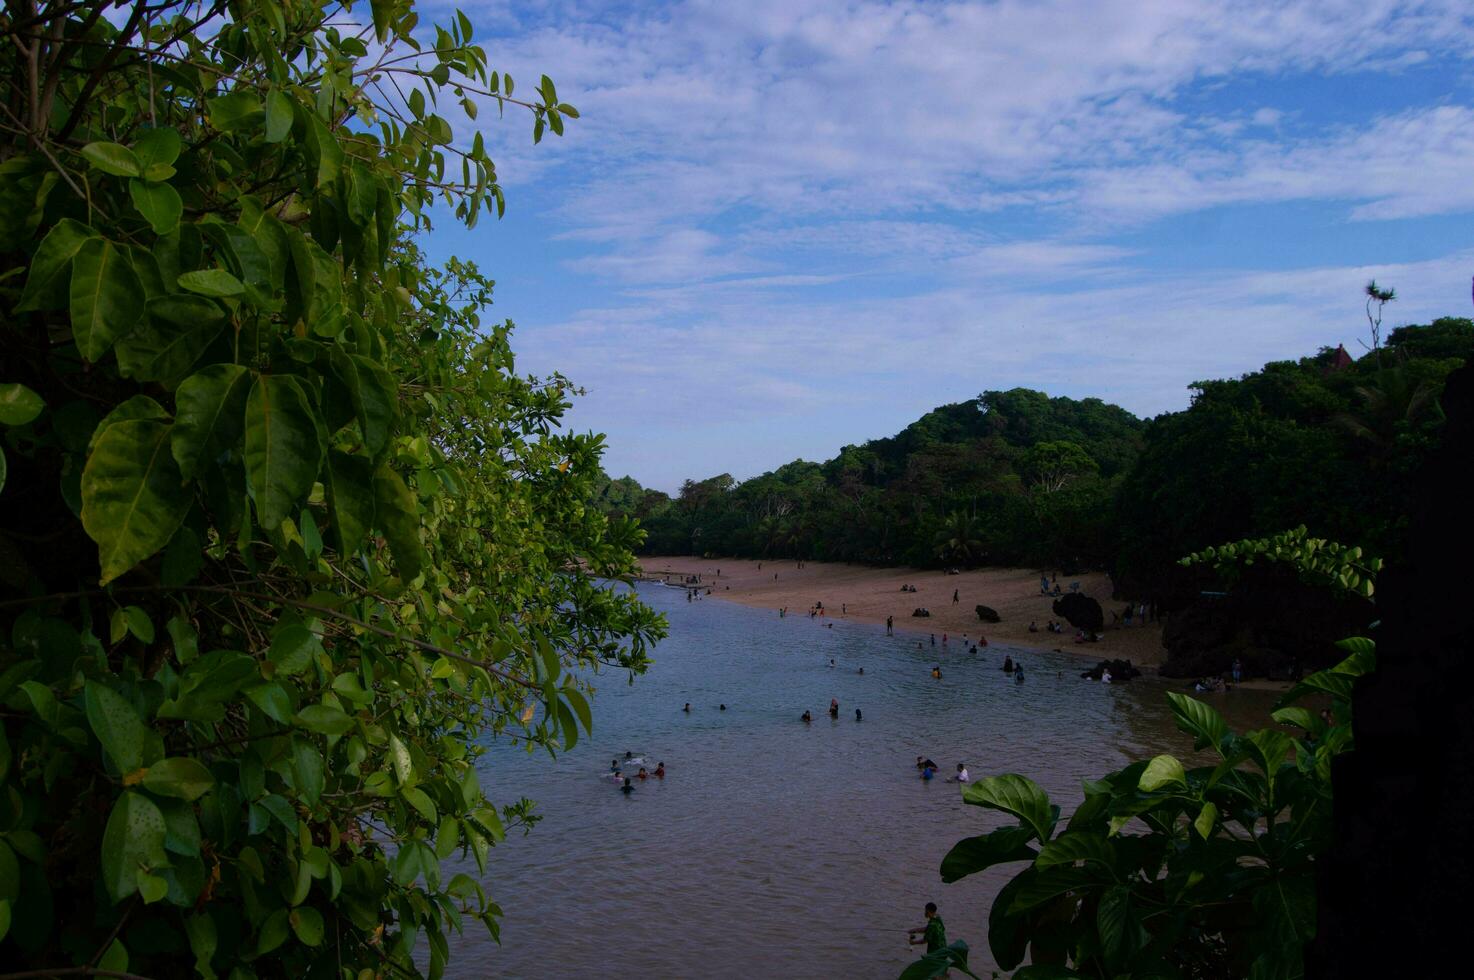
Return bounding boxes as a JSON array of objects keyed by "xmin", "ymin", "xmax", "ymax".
[{"xmin": 413, "ymin": 0, "xmax": 1474, "ymax": 492}]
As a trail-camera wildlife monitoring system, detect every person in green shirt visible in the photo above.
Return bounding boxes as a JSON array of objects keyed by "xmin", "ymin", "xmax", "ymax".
[{"xmin": 908, "ymin": 902, "xmax": 946, "ymax": 953}]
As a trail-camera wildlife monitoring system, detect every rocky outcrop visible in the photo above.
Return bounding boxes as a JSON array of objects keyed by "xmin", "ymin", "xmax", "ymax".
[
  {"xmin": 975, "ymin": 604, "xmax": 1001, "ymax": 623},
  {"xmin": 1052, "ymin": 593, "xmax": 1104, "ymax": 632}
]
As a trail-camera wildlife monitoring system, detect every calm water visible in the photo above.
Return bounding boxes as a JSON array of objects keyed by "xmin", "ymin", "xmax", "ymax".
[{"xmin": 448, "ymin": 584, "xmax": 1279, "ymax": 978}]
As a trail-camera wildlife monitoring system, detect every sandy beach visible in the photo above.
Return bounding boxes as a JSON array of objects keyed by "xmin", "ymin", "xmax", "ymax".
[{"xmin": 638, "ymin": 556, "xmax": 1170, "ymax": 667}]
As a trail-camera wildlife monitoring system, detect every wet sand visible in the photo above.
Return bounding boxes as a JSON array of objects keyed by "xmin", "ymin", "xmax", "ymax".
[{"xmin": 639, "ymin": 556, "xmax": 1170, "ymax": 668}]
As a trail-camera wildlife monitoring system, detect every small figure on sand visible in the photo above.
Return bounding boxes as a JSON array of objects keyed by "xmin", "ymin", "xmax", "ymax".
[{"xmin": 953, "ymin": 588, "xmax": 959, "ymax": 604}]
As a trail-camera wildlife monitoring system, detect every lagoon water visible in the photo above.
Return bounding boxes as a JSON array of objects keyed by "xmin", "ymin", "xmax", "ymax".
[{"xmin": 452, "ymin": 583, "xmax": 1278, "ymax": 978}]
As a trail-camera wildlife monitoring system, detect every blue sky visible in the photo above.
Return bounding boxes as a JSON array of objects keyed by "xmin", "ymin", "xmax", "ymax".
[{"xmin": 413, "ymin": 0, "xmax": 1474, "ymax": 492}]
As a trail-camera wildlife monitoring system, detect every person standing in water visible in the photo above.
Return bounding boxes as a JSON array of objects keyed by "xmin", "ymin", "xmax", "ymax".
[
  {"xmin": 855, "ymin": 708, "xmax": 862, "ymax": 721},
  {"xmin": 908, "ymin": 902, "xmax": 946, "ymax": 953},
  {"xmin": 886, "ymin": 615, "xmax": 894, "ymax": 635},
  {"xmin": 829, "ymin": 698, "xmax": 840, "ymax": 718}
]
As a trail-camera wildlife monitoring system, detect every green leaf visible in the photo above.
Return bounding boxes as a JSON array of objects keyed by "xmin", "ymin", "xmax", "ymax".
[
  {"xmin": 1138, "ymin": 754, "xmax": 1188, "ymax": 792},
  {"xmin": 98, "ymin": 938, "xmax": 129, "ymax": 971},
  {"xmin": 186, "ymin": 912, "xmax": 217, "ymax": 977},
  {"xmin": 81, "ymin": 419, "xmax": 191, "ymax": 584},
  {"xmin": 116, "ymin": 295, "xmax": 225, "ymax": 387},
  {"xmin": 16, "ymin": 217, "xmax": 94, "ymax": 311},
  {"xmin": 1035, "ymin": 831, "xmax": 1115, "ymax": 870},
  {"xmin": 89, "ymin": 395, "xmax": 170, "ymax": 452},
  {"xmin": 325, "ymin": 450, "xmax": 375, "ymax": 555},
  {"xmin": 172, "ymin": 364, "xmax": 251, "ymax": 479},
  {"xmin": 290, "ymin": 906, "xmax": 324, "ymax": 946},
  {"xmin": 245, "ymin": 375, "xmax": 324, "ymax": 531},
  {"xmin": 0, "ymin": 383, "xmax": 44, "ymax": 426},
  {"xmin": 940, "ymin": 825, "xmax": 1038, "ymax": 883},
  {"xmin": 129, "ymin": 179, "xmax": 183, "ymax": 235},
  {"xmin": 388, "ymin": 733, "xmax": 414, "ymax": 785},
  {"xmin": 81, "ymin": 142, "xmax": 141, "ymax": 177},
  {"xmin": 269, "ymin": 617, "xmax": 323, "ymax": 676},
  {"xmin": 370, "ymin": 0, "xmax": 394, "ymax": 39},
  {"xmin": 1195, "ymin": 800, "xmax": 1219, "ymax": 839},
  {"xmin": 1167, "ymin": 692, "xmax": 1230, "ymax": 756},
  {"xmin": 100, "ymin": 791, "xmax": 168, "ymax": 903},
  {"xmin": 330, "ymin": 350, "xmax": 398, "ymax": 456},
  {"xmin": 207, "ymin": 91, "xmax": 263, "ymax": 132},
  {"xmin": 1097, "ymin": 884, "xmax": 1135, "ymax": 970},
  {"xmin": 142, "ymin": 757, "xmax": 215, "ymax": 800},
  {"xmin": 69, "ymin": 237, "xmax": 143, "ymax": 361},
  {"xmin": 245, "ymin": 682, "xmax": 293, "ymax": 724},
  {"xmin": 373, "ymin": 462, "xmax": 422, "ymax": 579},
  {"xmin": 178, "ymin": 268, "xmax": 245, "ymax": 297},
  {"xmin": 292, "ymin": 737, "xmax": 324, "ymax": 806},
  {"xmin": 296, "ymin": 704, "xmax": 353, "ymax": 736},
  {"xmin": 961, "ymin": 773, "xmax": 1056, "ymax": 842},
  {"xmin": 266, "ymin": 89, "xmax": 295, "ymax": 142},
  {"xmin": 123, "ymin": 604, "xmax": 154, "ymax": 642},
  {"xmin": 133, "ymin": 127, "xmax": 181, "ymax": 168},
  {"xmin": 84, "ymin": 680, "xmax": 150, "ymax": 773}
]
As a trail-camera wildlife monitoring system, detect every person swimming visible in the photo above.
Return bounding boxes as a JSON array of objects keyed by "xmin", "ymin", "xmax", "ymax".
[
  {"xmin": 857, "ymin": 666, "xmax": 864, "ymax": 675},
  {"xmin": 1002, "ymin": 656, "xmax": 1014, "ymax": 673},
  {"xmin": 855, "ymin": 708, "xmax": 862, "ymax": 721},
  {"xmin": 637, "ymin": 767, "xmax": 649, "ymax": 780},
  {"xmin": 829, "ymin": 698, "xmax": 839, "ymax": 717},
  {"xmin": 931, "ymin": 667, "xmax": 942, "ymax": 679},
  {"xmin": 719, "ymin": 703, "xmax": 727, "ymax": 711},
  {"xmin": 921, "ymin": 763, "xmax": 937, "ymax": 780},
  {"xmin": 801, "ymin": 710, "xmax": 812, "ymax": 723},
  {"xmin": 620, "ymin": 777, "xmax": 634, "ymax": 795},
  {"xmin": 1014, "ymin": 665, "xmax": 1026, "ymax": 684},
  {"xmin": 683, "ymin": 702, "xmax": 691, "ymax": 712},
  {"xmin": 610, "ymin": 759, "xmax": 619, "ymax": 772},
  {"xmin": 654, "ymin": 762, "xmax": 665, "ymax": 778}
]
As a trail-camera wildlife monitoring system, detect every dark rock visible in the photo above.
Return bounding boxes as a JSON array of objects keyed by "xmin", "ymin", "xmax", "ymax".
[
  {"xmin": 1079, "ymin": 659, "xmax": 1142, "ymax": 682},
  {"xmin": 975, "ymin": 604, "xmax": 1001, "ymax": 623},
  {"xmin": 1052, "ymin": 593, "xmax": 1104, "ymax": 632}
]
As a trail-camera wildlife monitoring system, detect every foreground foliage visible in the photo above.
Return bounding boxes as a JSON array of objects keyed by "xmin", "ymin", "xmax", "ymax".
[
  {"xmin": 904, "ymin": 641, "xmax": 1368, "ymax": 979},
  {"xmin": 1, "ymin": 1, "xmax": 663, "ymax": 974}
]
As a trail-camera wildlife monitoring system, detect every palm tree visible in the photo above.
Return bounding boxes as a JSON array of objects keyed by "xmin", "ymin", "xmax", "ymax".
[
  {"xmin": 934, "ymin": 509, "xmax": 985, "ymax": 565},
  {"xmin": 1332, "ymin": 366, "xmax": 1442, "ymax": 457}
]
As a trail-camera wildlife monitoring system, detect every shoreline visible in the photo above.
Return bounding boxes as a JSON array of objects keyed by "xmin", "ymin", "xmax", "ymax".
[
  {"xmin": 637, "ymin": 555, "xmax": 1169, "ymax": 667},
  {"xmin": 636, "ymin": 556, "xmax": 1293, "ymax": 692}
]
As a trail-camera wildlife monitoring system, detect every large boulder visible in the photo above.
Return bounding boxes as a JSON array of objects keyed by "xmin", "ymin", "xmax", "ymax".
[
  {"xmin": 975, "ymin": 604, "xmax": 1001, "ymax": 623},
  {"xmin": 1052, "ymin": 593, "xmax": 1104, "ymax": 632}
]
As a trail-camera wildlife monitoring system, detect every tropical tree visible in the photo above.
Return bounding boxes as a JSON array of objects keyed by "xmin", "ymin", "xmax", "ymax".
[
  {"xmin": 0, "ymin": 2, "xmax": 664, "ymax": 975},
  {"xmin": 934, "ymin": 509, "xmax": 985, "ymax": 565}
]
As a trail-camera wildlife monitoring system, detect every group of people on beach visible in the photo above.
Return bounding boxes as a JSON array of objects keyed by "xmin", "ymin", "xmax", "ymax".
[{"xmin": 609, "ymin": 751, "xmax": 666, "ymax": 795}]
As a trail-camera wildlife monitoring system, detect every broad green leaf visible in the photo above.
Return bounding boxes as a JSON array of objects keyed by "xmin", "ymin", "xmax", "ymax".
[
  {"xmin": 89, "ymin": 395, "xmax": 165, "ymax": 448},
  {"xmin": 98, "ymin": 938, "xmax": 129, "ymax": 970},
  {"xmin": 389, "ymin": 733, "xmax": 414, "ymax": 785},
  {"xmin": 207, "ymin": 91, "xmax": 263, "ymax": 131},
  {"xmin": 962, "ymin": 773, "xmax": 1056, "ymax": 842},
  {"xmin": 245, "ymin": 375, "xmax": 324, "ymax": 531},
  {"xmin": 80, "ymin": 141, "xmax": 141, "ymax": 177},
  {"xmin": 1097, "ymin": 884, "xmax": 1135, "ymax": 970},
  {"xmin": 129, "ymin": 179, "xmax": 183, "ymax": 235},
  {"xmin": 940, "ymin": 825, "xmax": 1038, "ymax": 883},
  {"xmin": 186, "ymin": 912, "xmax": 217, "ymax": 977},
  {"xmin": 172, "ymin": 364, "xmax": 250, "ymax": 479},
  {"xmin": 69, "ymin": 237, "xmax": 143, "ymax": 361},
  {"xmin": 290, "ymin": 906, "xmax": 324, "ymax": 946},
  {"xmin": 371, "ymin": 0, "xmax": 394, "ymax": 39},
  {"xmin": 0, "ymin": 383, "xmax": 43, "ymax": 426},
  {"xmin": 325, "ymin": 450, "xmax": 375, "ymax": 554},
  {"xmin": 1167, "ymin": 692, "xmax": 1230, "ymax": 756},
  {"xmin": 265, "ymin": 89, "xmax": 295, "ymax": 142},
  {"xmin": 402, "ymin": 786, "xmax": 437, "ymax": 822},
  {"xmin": 1007, "ymin": 866, "xmax": 1091, "ymax": 914},
  {"xmin": 269, "ymin": 617, "xmax": 322, "ymax": 676},
  {"xmin": 296, "ymin": 704, "xmax": 353, "ymax": 736},
  {"xmin": 330, "ymin": 350, "xmax": 398, "ymax": 456},
  {"xmin": 100, "ymin": 791, "xmax": 168, "ymax": 902},
  {"xmin": 1035, "ymin": 831, "xmax": 1115, "ymax": 870},
  {"xmin": 84, "ymin": 681, "xmax": 150, "ymax": 773},
  {"xmin": 142, "ymin": 757, "xmax": 215, "ymax": 800},
  {"xmin": 1138, "ymin": 754, "xmax": 1187, "ymax": 792},
  {"xmin": 292, "ymin": 737, "xmax": 325, "ymax": 806},
  {"xmin": 177, "ymin": 268, "xmax": 245, "ymax": 297},
  {"xmin": 80, "ymin": 419, "xmax": 191, "ymax": 584},
  {"xmin": 245, "ymin": 682, "xmax": 293, "ymax": 724},
  {"xmin": 116, "ymin": 295, "xmax": 225, "ymax": 387},
  {"xmin": 133, "ymin": 127, "xmax": 181, "ymax": 168},
  {"xmin": 123, "ymin": 604, "xmax": 154, "ymax": 642},
  {"xmin": 373, "ymin": 462, "xmax": 422, "ymax": 579},
  {"xmin": 1195, "ymin": 800, "xmax": 1219, "ymax": 839},
  {"xmin": 16, "ymin": 218, "xmax": 93, "ymax": 311}
]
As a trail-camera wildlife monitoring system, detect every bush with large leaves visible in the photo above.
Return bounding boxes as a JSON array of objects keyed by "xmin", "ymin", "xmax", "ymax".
[
  {"xmin": 0, "ymin": 2, "xmax": 663, "ymax": 975},
  {"xmin": 903, "ymin": 640, "xmax": 1369, "ymax": 979}
]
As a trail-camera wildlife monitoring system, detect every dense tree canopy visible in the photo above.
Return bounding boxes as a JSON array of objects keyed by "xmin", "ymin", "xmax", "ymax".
[{"xmin": 0, "ymin": 2, "xmax": 662, "ymax": 975}]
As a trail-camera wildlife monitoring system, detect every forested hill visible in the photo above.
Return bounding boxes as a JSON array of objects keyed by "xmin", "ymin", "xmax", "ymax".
[
  {"xmin": 596, "ymin": 316, "xmax": 1473, "ymax": 596},
  {"xmin": 600, "ymin": 387, "xmax": 1146, "ymax": 568}
]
